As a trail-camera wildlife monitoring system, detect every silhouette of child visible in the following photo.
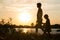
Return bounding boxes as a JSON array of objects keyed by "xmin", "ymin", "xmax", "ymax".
[
  {"xmin": 37, "ymin": 3, "xmax": 43, "ymax": 27},
  {"xmin": 36, "ymin": 3, "xmax": 43, "ymax": 33},
  {"xmin": 44, "ymin": 14, "xmax": 51, "ymax": 36}
]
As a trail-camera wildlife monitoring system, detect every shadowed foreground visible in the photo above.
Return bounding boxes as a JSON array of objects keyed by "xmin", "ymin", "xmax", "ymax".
[
  {"xmin": 1, "ymin": 32, "xmax": 60, "ymax": 40},
  {"xmin": 0, "ymin": 24, "xmax": 60, "ymax": 40}
]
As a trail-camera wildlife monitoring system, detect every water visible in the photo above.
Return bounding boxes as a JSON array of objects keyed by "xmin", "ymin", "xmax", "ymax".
[
  {"xmin": 51, "ymin": 28, "xmax": 60, "ymax": 34},
  {"xmin": 15, "ymin": 28, "xmax": 60, "ymax": 34}
]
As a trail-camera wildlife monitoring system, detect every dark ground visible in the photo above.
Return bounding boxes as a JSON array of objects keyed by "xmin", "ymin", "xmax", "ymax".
[{"xmin": 0, "ymin": 32, "xmax": 60, "ymax": 40}]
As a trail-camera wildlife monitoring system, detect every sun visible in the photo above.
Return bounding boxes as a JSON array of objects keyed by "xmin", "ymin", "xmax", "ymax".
[{"xmin": 18, "ymin": 12, "xmax": 31, "ymax": 23}]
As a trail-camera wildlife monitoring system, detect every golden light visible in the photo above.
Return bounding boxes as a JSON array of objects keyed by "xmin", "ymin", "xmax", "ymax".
[
  {"xmin": 22, "ymin": 29, "xmax": 28, "ymax": 33},
  {"xmin": 21, "ymin": 28, "xmax": 31, "ymax": 33},
  {"xmin": 19, "ymin": 12, "xmax": 31, "ymax": 23}
]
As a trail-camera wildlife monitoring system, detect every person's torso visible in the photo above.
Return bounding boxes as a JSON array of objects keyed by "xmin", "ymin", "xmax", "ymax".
[{"xmin": 37, "ymin": 8, "xmax": 43, "ymax": 18}]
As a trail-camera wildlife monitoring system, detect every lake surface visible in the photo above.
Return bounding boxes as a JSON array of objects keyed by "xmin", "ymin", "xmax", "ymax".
[{"xmin": 15, "ymin": 28, "xmax": 60, "ymax": 34}]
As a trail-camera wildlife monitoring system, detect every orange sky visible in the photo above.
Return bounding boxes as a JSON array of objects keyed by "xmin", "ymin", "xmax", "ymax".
[{"xmin": 0, "ymin": 0, "xmax": 60, "ymax": 26}]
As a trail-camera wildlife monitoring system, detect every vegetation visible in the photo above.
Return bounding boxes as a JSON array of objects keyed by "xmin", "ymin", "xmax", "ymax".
[{"xmin": 0, "ymin": 18, "xmax": 60, "ymax": 40}]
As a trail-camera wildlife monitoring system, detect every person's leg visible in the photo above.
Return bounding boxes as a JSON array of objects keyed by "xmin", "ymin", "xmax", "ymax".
[
  {"xmin": 35, "ymin": 24, "xmax": 38, "ymax": 33},
  {"xmin": 48, "ymin": 31, "xmax": 51, "ymax": 37},
  {"xmin": 36, "ymin": 27, "xmax": 38, "ymax": 33}
]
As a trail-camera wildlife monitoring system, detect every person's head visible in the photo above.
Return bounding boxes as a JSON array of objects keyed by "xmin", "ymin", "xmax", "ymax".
[
  {"xmin": 37, "ymin": 3, "xmax": 41, "ymax": 8},
  {"xmin": 44, "ymin": 14, "xmax": 49, "ymax": 19}
]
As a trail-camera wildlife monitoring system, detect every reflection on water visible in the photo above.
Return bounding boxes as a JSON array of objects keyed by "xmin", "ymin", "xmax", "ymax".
[
  {"xmin": 15, "ymin": 28, "xmax": 43, "ymax": 34},
  {"xmin": 15, "ymin": 28, "xmax": 60, "ymax": 34},
  {"xmin": 22, "ymin": 28, "xmax": 31, "ymax": 33},
  {"xmin": 51, "ymin": 28, "xmax": 60, "ymax": 34}
]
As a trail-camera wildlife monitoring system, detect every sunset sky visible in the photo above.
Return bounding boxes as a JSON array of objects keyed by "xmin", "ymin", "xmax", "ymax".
[{"xmin": 0, "ymin": 0, "xmax": 60, "ymax": 26}]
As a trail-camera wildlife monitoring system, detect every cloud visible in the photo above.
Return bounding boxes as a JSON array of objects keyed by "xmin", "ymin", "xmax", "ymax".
[{"xmin": 47, "ymin": 0, "xmax": 60, "ymax": 4}]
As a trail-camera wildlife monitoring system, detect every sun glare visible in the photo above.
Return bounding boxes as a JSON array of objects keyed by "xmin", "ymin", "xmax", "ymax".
[
  {"xmin": 22, "ymin": 29, "xmax": 28, "ymax": 33},
  {"xmin": 22, "ymin": 28, "xmax": 31, "ymax": 33},
  {"xmin": 18, "ymin": 12, "xmax": 31, "ymax": 24}
]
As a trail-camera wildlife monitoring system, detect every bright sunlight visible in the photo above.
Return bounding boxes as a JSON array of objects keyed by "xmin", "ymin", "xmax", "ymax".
[
  {"xmin": 18, "ymin": 12, "xmax": 31, "ymax": 25},
  {"xmin": 22, "ymin": 28, "xmax": 31, "ymax": 33}
]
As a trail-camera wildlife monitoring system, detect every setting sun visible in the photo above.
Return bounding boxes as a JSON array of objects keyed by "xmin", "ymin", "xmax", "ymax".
[{"xmin": 18, "ymin": 12, "xmax": 31, "ymax": 24}]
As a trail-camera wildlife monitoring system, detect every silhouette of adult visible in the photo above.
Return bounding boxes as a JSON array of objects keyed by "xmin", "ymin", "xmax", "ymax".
[
  {"xmin": 36, "ymin": 3, "xmax": 43, "ymax": 33},
  {"xmin": 44, "ymin": 14, "xmax": 51, "ymax": 36}
]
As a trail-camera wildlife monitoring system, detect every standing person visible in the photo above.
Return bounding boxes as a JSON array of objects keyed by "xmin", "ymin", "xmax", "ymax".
[
  {"xmin": 44, "ymin": 14, "xmax": 51, "ymax": 36},
  {"xmin": 36, "ymin": 3, "xmax": 43, "ymax": 33}
]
